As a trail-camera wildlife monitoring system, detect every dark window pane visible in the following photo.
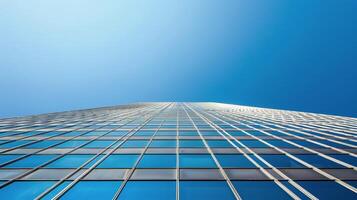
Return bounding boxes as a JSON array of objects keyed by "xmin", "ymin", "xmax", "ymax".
[
  {"xmin": 150, "ymin": 140, "xmax": 176, "ymax": 148},
  {"xmin": 298, "ymin": 181, "xmax": 357, "ymax": 200},
  {"xmin": 61, "ymin": 181, "xmax": 121, "ymax": 200},
  {"xmin": 233, "ymin": 181, "xmax": 293, "ymax": 200},
  {"xmin": 118, "ymin": 181, "xmax": 175, "ymax": 200},
  {"xmin": 180, "ymin": 181, "xmax": 236, "ymax": 200},
  {"xmin": 295, "ymin": 155, "xmax": 345, "ymax": 168},
  {"xmin": 0, "ymin": 181, "xmax": 55, "ymax": 199},
  {"xmin": 260, "ymin": 155, "xmax": 305, "ymax": 168},
  {"xmin": 216, "ymin": 155, "xmax": 256, "ymax": 168},
  {"xmin": 138, "ymin": 155, "xmax": 176, "ymax": 168},
  {"xmin": 46, "ymin": 155, "xmax": 94, "ymax": 168},
  {"xmin": 179, "ymin": 140, "xmax": 205, "ymax": 148},
  {"xmin": 180, "ymin": 155, "xmax": 217, "ymax": 168},
  {"xmin": 6, "ymin": 155, "xmax": 56, "ymax": 168},
  {"xmin": 97, "ymin": 155, "xmax": 139, "ymax": 168}
]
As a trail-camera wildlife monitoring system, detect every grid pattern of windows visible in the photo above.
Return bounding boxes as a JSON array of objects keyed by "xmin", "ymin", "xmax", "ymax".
[{"xmin": 0, "ymin": 102, "xmax": 356, "ymax": 199}]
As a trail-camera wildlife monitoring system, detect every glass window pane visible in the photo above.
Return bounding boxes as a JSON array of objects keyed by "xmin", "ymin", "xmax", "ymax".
[
  {"xmin": 56, "ymin": 140, "xmax": 88, "ymax": 148},
  {"xmin": 122, "ymin": 140, "xmax": 148, "ymax": 148},
  {"xmin": 328, "ymin": 154, "xmax": 357, "ymax": 166},
  {"xmin": 150, "ymin": 140, "xmax": 176, "ymax": 148},
  {"xmin": 0, "ymin": 181, "xmax": 55, "ymax": 199},
  {"xmin": 260, "ymin": 155, "xmax": 305, "ymax": 168},
  {"xmin": 83, "ymin": 140, "xmax": 115, "ymax": 148},
  {"xmin": 61, "ymin": 181, "xmax": 121, "ymax": 200},
  {"xmin": 26, "ymin": 140, "xmax": 63, "ymax": 148},
  {"xmin": 45, "ymin": 155, "xmax": 94, "ymax": 168},
  {"xmin": 6, "ymin": 155, "xmax": 56, "ymax": 168},
  {"xmin": 180, "ymin": 181, "xmax": 236, "ymax": 200},
  {"xmin": 207, "ymin": 140, "xmax": 233, "ymax": 148},
  {"xmin": 179, "ymin": 140, "xmax": 205, "ymax": 148},
  {"xmin": 240, "ymin": 140, "xmax": 269, "ymax": 148},
  {"xmin": 233, "ymin": 181, "xmax": 292, "ymax": 200},
  {"xmin": 0, "ymin": 155, "xmax": 23, "ymax": 165},
  {"xmin": 179, "ymin": 155, "xmax": 217, "ymax": 168},
  {"xmin": 118, "ymin": 181, "xmax": 175, "ymax": 200},
  {"xmin": 137, "ymin": 155, "xmax": 176, "ymax": 168},
  {"xmin": 298, "ymin": 181, "xmax": 356, "ymax": 200},
  {"xmin": 216, "ymin": 155, "xmax": 256, "ymax": 168},
  {"xmin": 295, "ymin": 155, "xmax": 345, "ymax": 168},
  {"xmin": 97, "ymin": 155, "xmax": 139, "ymax": 168},
  {"xmin": 0, "ymin": 140, "xmax": 34, "ymax": 148},
  {"xmin": 42, "ymin": 181, "xmax": 71, "ymax": 200}
]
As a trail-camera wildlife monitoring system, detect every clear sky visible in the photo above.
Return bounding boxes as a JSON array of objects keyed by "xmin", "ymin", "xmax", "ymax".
[{"xmin": 0, "ymin": 0, "xmax": 356, "ymax": 118}]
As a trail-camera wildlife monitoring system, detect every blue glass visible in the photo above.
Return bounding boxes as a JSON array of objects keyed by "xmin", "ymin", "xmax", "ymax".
[
  {"xmin": 281, "ymin": 181, "xmax": 310, "ymax": 200},
  {"xmin": 121, "ymin": 140, "xmax": 148, "ymax": 148},
  {"xmin": 97, "ymin": 155, "xmax": 139, "ymax": 168},
  {"xmin": 6, "ymin": 155, "xmax": 56, "ymax": 168},
  {"xmin": 245, "ymin": 130, "xmax": 266, "ymax": 136},
  {"xmin": 61, "ymin": 181, "xmax": 121, "ymax": 200},
  {"xmin": 179, "ymin": 140, "xmax": 205, "ymax": 148},
  {"xmin": 42, "ymin": 181, "xmax": 71, "ymax": 200},
  {"xmin": 180, "ymin": 155, "xmax": 217, "ymax": 168},
  {"xmin": 179, "ymin": 131, "xmax": 199, "ymax": 136},
  {"xmin": 107, "ymin": 131, "xmax": 127, "ymax": 136},
  {"xmin": 260, "ymin": 155, "xmax": 305, "ymax": 168},
  {"xmin": 84, "ymin": 155, "xmax": 104, "ymax": 168},
  {"xmin": 233, "ymin": 181, "xmax": 293, "ymax": 200},
  {"xmin": 25, "ymin": 140, "xmax": 63, "ymax": 148},
  {"xmin": 315, "ymin": 140, "xmax": 350, "ymax": 148},
  {"xmin": 155, "ymin": 131, "xmax": 176, "ymax": 136},
  {"xmin": 138, "ymin": 155, "xmax": 176, "ymax": 168},
  {"xmin": 294, "ymin": 155, "xmax": 345, "ymax": 168},
  {"xmin": 134, "ymin": 131, "xmax": 155, "ymax": 136},
  {"xmin": 56, "ymin": 140, "xmax": 88, "ymax": 148},
  {"xmin": 290, "ymin": 140, "xmax": 322, "ymax": 148},
  {"xmin": 42, "ymin": 132, "xmax": 64, "ymax": 136},
  {"xmin": 150, "ymin": 140, "xmax": 176, "ymax": 148},
  {"xmin": 267, "ymin": 140, "xmax": 296, "ymax": 148},
  {"xmin": 62, "ymin": 131, "xmax": 85, "ymax": 136},
  {"xmin": 180, "ymin": 181, "xmax": 236, "ymax": 200},
  {"xmin": 0, "ymin": 140, "xmax": 34, "ymax": 148},
  {"xmin": 240, "ymin": 140, "xmax": 269, "ymax": 148},
  {"xmin": 119, "ymin": 181, "xmax": 175, "ymax": 200},
  {"xmin": 228, "ymin": 131, "xmax": 246, "ymax": 136},
  {"xmin": 83, "ymin": 131, "xmax": 107, "ymax": 136},
  {"xmin": 0, "ymin": 181, "xmax": 55, "ymax": 199},
  {"xmin": 328, "ymin": 154, "xmax": 357, "ymax": 166},
  {"xmin": 216, "ymin": 155, "xmax": 256, "ymax": 168},
  {"xmin": 83, "ymin": 140, "xmax": 115, "ymax": 148},
  {"xmin": 0, "ymin": 155, "xmax": 23, "ymax": 165},
  {"xmin": 298, "ymin": 181, "xmax": 357, "ymax": 200},
  {"xmin": 201, "ymin": 131, "xmax": 220, "ymax": 136},
  {"xmin": 46, "ymin": 155, "xmax": 94, "ymax": 168},
  {"xmin": 207, "ymin": 140, "xmax": 233, "ymax": 148}
]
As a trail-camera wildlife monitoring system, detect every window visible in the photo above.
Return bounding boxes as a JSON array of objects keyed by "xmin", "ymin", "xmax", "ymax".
[
  {"xmin": 83, "ymin": 140, "xmax": 115, "ymax": 148},
  {"xmin": 0, "ymin": 181, "xmax": 55, "ymax": 199},
  {"xmin": 179, "ymin": 131, "xmax": 198, "ymax": 136},
  {"xmin": 240, "ymin": 140, "xmax": 269, "ymax": 148},
  {"xmin": 6, "ymin": 155, "xmax": 56, "ymax": 168},
  {"xmin": 118, "ymin": 181, "xmax": 175, "ymax": 200},
  {"xmin": 56, "ymin": 140, "xmax": 88, "ymax": 148},
  {"xmin": 297, "ymin": 181, "xmax": 356, "ymax": 200},
  {"xmin": 180, "ymin": 181, "xmax": 236, "ymax": 200},
  {"xmin": 207, "ymin": 140, "xmax": 233, "ymax": 148},
  {"xmin": 266, "ymin": 140, "xmax": 296, "ymax": 148},
  {"xmin": 137, "ymin": 155, "xmax": 176, "ymax": 168},
  {"xmin": 97, "ymin": 155, "xmax": 139, "ymax": 168},
  {"xmin": 0, "ymin": 140, "xmax": 34, "ymax": 148},
  {"xmin": 260, "ymin": 155, "xmax": 305, "ymax": 168},
  {"xmin": 179, "ymin": 155, "xmax": 217, "ymax": 168},
  {"xmin": 121, "ymin": 140, "xmax": 148, "ymax": 148},
  {"xmin": 328, "ymin": 154, "xmax": 357, "ymax": 166},
  {"xmin": 45, "ymin": 155, "xmax": 94, "ymax": 168},
  {"xmin": 179, "ymin": 140, "xmax": 205, "ymax": 148},
  {"xmin": 25, "ymin": 140, "xmax": 63, "ymax": 148},
  {"xmin": 233, "ymin": 181, "xmax": 292, "ymax": 200},
  {"xmin": 150, "ymin": 140, "xmax": 176, "ymax": 148},
  {"xmin": 0, "ymin": 155, "xmax": 23, "ymax": 165},
  {"xmin": 61, "ymin": 181, "xmax": 122, "ymax": 199},
  {"xmin": 294, "ymin": 155, "xmax": 345, "ymax": 168},
  {"xmin": 216, "ymin": 155, "xmax": 256, "ymax": 168}
]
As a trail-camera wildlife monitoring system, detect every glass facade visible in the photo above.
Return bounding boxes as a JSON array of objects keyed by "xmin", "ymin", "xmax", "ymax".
[{"xmin": 0, "ymin": 102, "xmax": 355, "ymax": 199}]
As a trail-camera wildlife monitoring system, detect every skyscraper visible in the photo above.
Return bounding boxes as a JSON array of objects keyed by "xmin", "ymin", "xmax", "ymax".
[{"xmin": 0, "ymin": 102, "xmax": 355, "ymax": 199}]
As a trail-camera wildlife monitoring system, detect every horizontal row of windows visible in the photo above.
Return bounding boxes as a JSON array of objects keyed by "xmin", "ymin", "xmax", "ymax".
[
  {"xmin": 1, "ymin": 154, "xmax": 355, "ymax": 168},
  {"xmin": 0, "ymin": 180, "xmax": 356, "ymax": 200},
  {"xmin": 0, "ymin": 139, "xmax": 354, "ymax": 149}
]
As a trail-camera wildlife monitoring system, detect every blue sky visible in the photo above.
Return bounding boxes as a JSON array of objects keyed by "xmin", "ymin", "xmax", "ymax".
[{"xmin": 0, "ymin": 0, "xmax": 356, "ymax": 118}]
